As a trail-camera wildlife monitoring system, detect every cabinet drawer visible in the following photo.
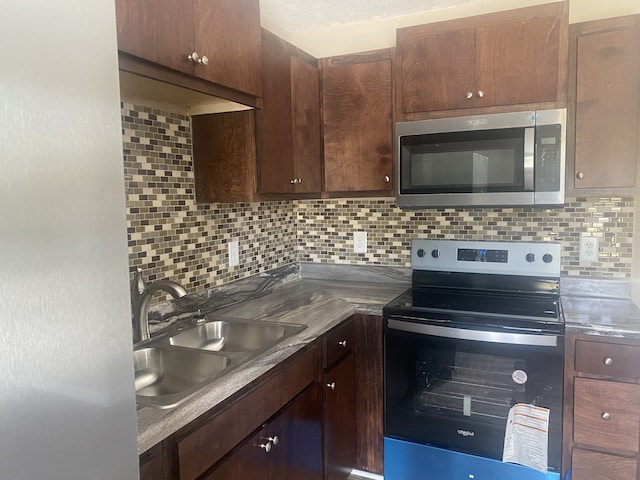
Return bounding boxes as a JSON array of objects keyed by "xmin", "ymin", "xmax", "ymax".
[
  {"xmin": 575, "ymin": 340, "xmax": 640, "ymax": 379},
  {"xmin": 323, "ymin": 318, "xmax": 355, "ymax": 369},
  {"xmin": 572, "ymin": 448, "xmax": 638, "ymax": 480},
  {"xmin": 574, "ymin": 378, "xmax": 640, "ymax": 453}
]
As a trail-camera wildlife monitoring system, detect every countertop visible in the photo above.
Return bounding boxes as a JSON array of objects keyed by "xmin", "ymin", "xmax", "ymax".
[
  {"xmin": 136, "ymin": 265, "xmax": 407, "ymax": 454},
  {"xmin": 136, "ymin": 264, "xmax": 640, "ymax": 454}
]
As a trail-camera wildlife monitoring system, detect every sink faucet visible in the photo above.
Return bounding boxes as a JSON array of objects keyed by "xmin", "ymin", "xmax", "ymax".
[{"xmin": 131, "ymin": 267, "xmax": 187, "ymax": 344}]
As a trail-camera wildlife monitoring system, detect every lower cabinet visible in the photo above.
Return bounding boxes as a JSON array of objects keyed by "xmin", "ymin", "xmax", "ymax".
[
  {"xmin": 323, "ymin": 319, "xmax": 357, "ymax": 480},
  {"xmin": 564, "ymin": 332, "xmax": 640, "ymax": 480},
  {"xmin": 139, "ymin": 443, "xmax": 163, "ymax": 480},
  {"xmin": 139, "ymin": 315, "xmax": 359, "ymax": 480},
  {"xmin": 353, "ymin": 314, "xmax": 383, "ymax": 475},
  {"xmin": 205, "ymin": 383, "xmax": 323, "ymax": 480}
]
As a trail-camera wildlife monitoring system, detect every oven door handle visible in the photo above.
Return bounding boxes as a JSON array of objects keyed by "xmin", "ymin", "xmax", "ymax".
[{"xmin": 387, "ymin": 319, "xmax": 559, "ymax": 347}]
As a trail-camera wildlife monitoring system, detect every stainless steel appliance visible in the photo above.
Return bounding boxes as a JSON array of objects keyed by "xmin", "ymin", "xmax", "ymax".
[
  {"xmin": 395, "ymin": 109, "xmax": 566, "ymax": 208},
  {"xmin": 383, "ymin": 240, "xmax": 564, "ymax": 480}
]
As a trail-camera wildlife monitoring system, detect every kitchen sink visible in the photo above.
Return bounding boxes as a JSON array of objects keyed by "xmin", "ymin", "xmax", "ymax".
[
  {"xmin": 134, "ymin": 318, "xmax": 306, "ymax": 408},
  {"xmin": 168, "ymin": 319, "xmax": 306, "ymax": 352},
  {"xmin": 134, "ymin": 346, "xmax": 230, "ymax": 408}
]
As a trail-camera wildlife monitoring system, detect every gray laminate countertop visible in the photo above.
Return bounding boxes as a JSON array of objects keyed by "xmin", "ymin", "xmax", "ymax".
[{"xmin": 136, "ymin": 266, "xmax": 407, "ymax": 454}]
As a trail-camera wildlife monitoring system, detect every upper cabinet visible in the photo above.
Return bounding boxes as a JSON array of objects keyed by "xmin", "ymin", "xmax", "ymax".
[
  {"xmin": 258, "ymin": 31, "xmax": 322, "ymax": 196},
  {"xmin": 396, "ymin": 1, "xmax": 568, "ymax": 120},
  {"xmin": 115, "ymin": 0, "xmax": 262, "ymax": 103},
  {"xmin": 566, "ymin": 15, "xmax": 640, "ymax": 195},
  {"xmin": 321, "ymin": 49, "xmax": 394, "ymax": 195}
]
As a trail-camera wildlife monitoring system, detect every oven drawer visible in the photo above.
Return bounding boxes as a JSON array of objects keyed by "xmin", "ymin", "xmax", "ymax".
[
  {"xmin": 571, "ymin": 448, "xmax": 638, "ymax": 480},
  {"xmin": 323, "ymin": 318, "xmax": 355, "ymax": 369},
  {"xmin": 574, "ymin": 377, "xmax": 640, "ymax": 453},
  {"xmin": 575, "ymin": 340, "xmax": 640, "ymax": 379}
]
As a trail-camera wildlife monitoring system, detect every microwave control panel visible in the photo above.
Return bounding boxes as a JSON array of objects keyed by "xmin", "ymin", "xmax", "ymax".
[{"xmin": 535, "ymin": 123, "xmax": 562, "ymax": 192}]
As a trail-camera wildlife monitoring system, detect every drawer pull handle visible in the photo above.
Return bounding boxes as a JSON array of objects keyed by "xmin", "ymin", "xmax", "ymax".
[
  {"xmin": 338, "ymin": 340, "xmax": 347, "ymax": 347},
  {"xmin": 601, "ymin": 412, "xmax": 611, "ymax": 421},
  {"xmin": 603, "ymin": 357, "xmax": 613, "ymax": 366},
  {"xmin": 327, "ymin": 382, "xmax": 336, "ymax": 391}
]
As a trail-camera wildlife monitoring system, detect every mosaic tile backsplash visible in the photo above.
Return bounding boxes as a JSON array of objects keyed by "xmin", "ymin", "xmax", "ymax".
[
  {"xmin": 121, "ymin": 102, "xmax": 635, "ymax": 296},
  {"xmin": 121, "ymin": 102, "xmax": 296, "ymax": 290}
]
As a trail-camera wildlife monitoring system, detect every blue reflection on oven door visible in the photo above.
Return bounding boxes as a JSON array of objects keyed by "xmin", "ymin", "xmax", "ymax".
[{"xmin": 384, "ymin": 437, "xmax": 561, "ymax": 480}]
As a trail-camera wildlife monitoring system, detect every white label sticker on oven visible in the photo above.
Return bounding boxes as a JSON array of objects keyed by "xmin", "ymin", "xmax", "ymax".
[{"xmin": 512, "ymin": 369, "xmax": 528, "ymax": 385}]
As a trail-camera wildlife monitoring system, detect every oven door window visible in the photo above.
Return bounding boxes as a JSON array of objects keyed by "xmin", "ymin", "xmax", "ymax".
[
  {"xmin": 400, "ymin": 128, "xmax": 528, "ymax": 194},
  {"xmin": 384, "ymin": 328, "xmax": 563, "ymax": 472}
]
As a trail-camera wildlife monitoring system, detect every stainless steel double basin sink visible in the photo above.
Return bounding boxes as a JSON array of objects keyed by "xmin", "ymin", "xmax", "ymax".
[{"xmin": 133, "ymin": 318, "xmax": 306, "ymax": 408}]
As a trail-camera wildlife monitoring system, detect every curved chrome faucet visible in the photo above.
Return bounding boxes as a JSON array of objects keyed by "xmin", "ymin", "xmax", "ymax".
[{"xmin": 131, "ymin": 268, "xmax": 187, "ymax": 344}]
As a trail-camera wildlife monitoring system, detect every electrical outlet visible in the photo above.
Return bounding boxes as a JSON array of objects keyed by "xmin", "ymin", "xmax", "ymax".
[
  {"xmin": 579, "ymin": 236, "xmax": 599, "ymax": 263},
  {"xmin": 354, "ymin": 231, "xmax": 367, "ymax": 254},
  {"xmin": 228, "ymin": 240, "xmax": 239, "ymax": 267}
]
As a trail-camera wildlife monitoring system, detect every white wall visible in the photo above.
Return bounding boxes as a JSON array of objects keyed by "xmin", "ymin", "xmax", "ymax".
[{"xmin": 0, "ymin": 1, "xmax": 139, "ymax": 478}]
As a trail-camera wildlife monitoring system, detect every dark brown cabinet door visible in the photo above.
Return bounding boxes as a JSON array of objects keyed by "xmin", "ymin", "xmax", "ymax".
[
  {"xmin": 569, "ymin": 15, "xmax": 640, "ymax": 192},
  {"xmin": 258, "ymin": 33, "xmax": 322, "ymax": 195},
  {"xmin": 321, "ymin": 51, "xmax": 393, "ymax": 194},
  {"xmin": 192, "ymin": 110, "xmax": 259, "ymax": 203},
  {"xmin": 259, "ymin": 33, "xmax": 295, "ymax": 194},
  {"xmin": 268, "ymin": 383, "xmax": 323, "ymax": 480},
  {"xmin": 396, "ymin": 2, "xmax": 567, "ymax": 118},
  {"xmin": 115, "ymin": 0, "xmax": 195, "ymax": 74},
  {"xmin": 475, "ymin": 11, "xmax": 562, "ymax": 107},
  {"xmin": 398, "ymin": 27, "xmax": 476, "ymax": 113},
  {"xmin": 193, "ymin": 0, "xmax": 262, "ymax": 97},
  {"xmin": 290, "ymin": 56, "xmax": 322, "ymax": 194},
  {"xmin": 203, "ymin": 427, "xmax": 268, "ymax": 480},
  {"xmin": 324, "ymin": 354, "xmax": 356, "ymax": 480},
  {"xmin": 139, "ymin": 444, "xmax": 164, "ymax": 480},
  {"xmin": 353, "ymin": 314, "xmax": 383, "ymax": 474}
]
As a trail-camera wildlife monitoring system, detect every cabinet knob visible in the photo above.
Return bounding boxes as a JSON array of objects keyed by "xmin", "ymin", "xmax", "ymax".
[
  {"xmin": 576, "ymin": 171, "xmax": 585, "ymax": 180},
  {"xmin": 476, "ymin": 90, "xmax": 485, "ymax": 98},
  {"xmin": 338, "ymin": 340, "xmax": 347, "ymax": 348},
  {"xmin": 290, "ymin": 178, "xmax": 298, "ymax": 184},
  {"xmin": 384, "ymin": 175, "xmax": 391, "ymax": 183},
  {"xmin": 200, "ymin": 55, "xmax": 209, "ymax": 66},
  {"xmin": 603, "ymin": 357, "xmax": 613, "ymax": 366},
  {"xmin": 188, "ymin": 52, "xmax": 202, "ymax": 64},
  {"xmin": 298, "ymin": 178, "xmax": 302, "ymax": 184},
  {"xmin": 326, "ymin": 382, "xmax": 336, "ymax": 391},
  {"xmin": 601, "ymin": 411, "xmax": 611, "ymax": 421},
  {"xmin": 465, "ymin": 91, "xmax": 474, "ymax": 100},
  {"xmin": 268, "ymin": 435, "xmax": 279, "ymax": 445},
  {"xmin": 259, "ymin": 442, "xmax": 272, "ymax": 453}
]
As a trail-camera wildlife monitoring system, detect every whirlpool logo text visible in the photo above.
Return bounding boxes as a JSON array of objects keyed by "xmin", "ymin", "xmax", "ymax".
[{"xmin": 457, "ymin": 429, "xmax": 475, "ymax": 437}]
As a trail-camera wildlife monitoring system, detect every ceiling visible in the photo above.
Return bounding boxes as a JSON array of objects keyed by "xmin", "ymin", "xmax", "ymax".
[{"xmin": 259, "ymin": 0, "xmax": 473, "ymax": 33}]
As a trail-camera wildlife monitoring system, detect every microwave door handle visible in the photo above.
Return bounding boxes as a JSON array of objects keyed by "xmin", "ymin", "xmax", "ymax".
[{"xmin": 524, "ymin": 127, "xmax": 535, "ymax": 191}]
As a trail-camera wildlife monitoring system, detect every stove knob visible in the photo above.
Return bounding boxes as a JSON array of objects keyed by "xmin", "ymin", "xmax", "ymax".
[
  {"xmin": 431, "ymin": 249, "xmax": 440, "ymax": 259},
  {"xmin": 526, "ymin": 253, "xmax": 536, "ymax": 263},
  {"xmin": 543, "ymin": 254, "xmax": 554, "ymax": 264},
  {"xmin": 417, "ymin": 248, "xmax": 426, "ymax": 258}
]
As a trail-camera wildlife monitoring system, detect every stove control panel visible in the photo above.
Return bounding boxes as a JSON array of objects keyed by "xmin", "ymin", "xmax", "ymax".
[{"xmin": 411, "ymin": 239, "xmax": 561, "ymax": 277}]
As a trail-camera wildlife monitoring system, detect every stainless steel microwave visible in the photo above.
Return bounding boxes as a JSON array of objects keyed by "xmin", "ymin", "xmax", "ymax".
[{"xmin": 395, "ymin": 109, "xmax": 566, "ymax": 208}]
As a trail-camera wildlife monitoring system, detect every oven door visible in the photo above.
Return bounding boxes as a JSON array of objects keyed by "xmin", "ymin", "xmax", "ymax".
[{"xmin": 384, "ymin": 316, "xmax": 564, "ymax": 473}]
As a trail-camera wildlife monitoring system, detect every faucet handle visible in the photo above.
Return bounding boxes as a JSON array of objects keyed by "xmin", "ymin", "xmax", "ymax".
[{"xmin": 192, "ymin": 309, "xmax": 207, "ymax": 325}]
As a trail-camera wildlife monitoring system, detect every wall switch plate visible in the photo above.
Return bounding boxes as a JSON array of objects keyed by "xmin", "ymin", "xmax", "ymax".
[
  {"xmin": 579, "ymin": 236, "xmax": 599, "ymax": 263},
  {"xmin": 354, "ymin": 231, "xmax": 367, "ymax": 254},
  {"xmin": 228, "ymin": 240, "xmax": 239, "ymax": 267}
]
